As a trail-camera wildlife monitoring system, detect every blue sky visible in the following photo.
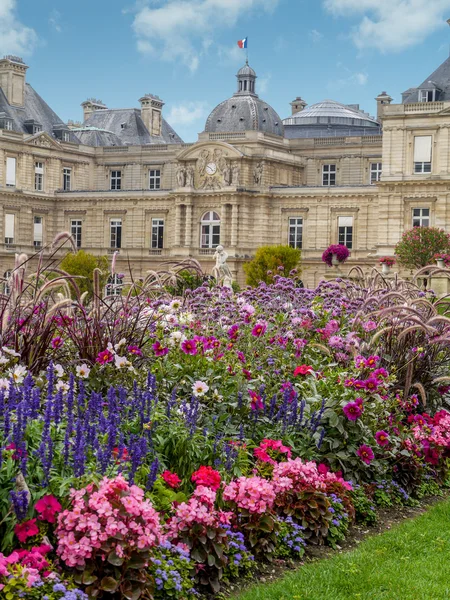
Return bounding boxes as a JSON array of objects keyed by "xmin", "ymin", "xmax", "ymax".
[{"xmin": 2, "ymin": 0, "xmax": 450, "ymax": 141}]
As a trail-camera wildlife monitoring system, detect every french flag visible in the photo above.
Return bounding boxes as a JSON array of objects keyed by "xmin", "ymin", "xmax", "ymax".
[{"xmin": 237, "ymin": 38, "xmax": 248, "ymax": 49}]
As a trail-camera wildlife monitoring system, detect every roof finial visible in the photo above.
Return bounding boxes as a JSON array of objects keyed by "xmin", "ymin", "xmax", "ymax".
[{"xmin": 246, "ymin": 58, "xmax": 248, "ymax": 65}]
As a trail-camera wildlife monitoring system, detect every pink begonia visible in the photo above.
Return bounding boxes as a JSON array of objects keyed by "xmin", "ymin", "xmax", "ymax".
[
  {"xmin": 272, "ymin": 458, "xmax": 326, "ymax": 492},
  {"xmin": 56, "ymin": 475, "xmax": 162, "ymax": 568},
  {"xmin": 223, "ymin": 476, "xmax": 276, "ymax": 514}
]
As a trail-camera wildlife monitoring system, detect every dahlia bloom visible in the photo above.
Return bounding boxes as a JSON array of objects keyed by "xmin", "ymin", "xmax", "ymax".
[
  {"xmin": 96, "ymin": 349, "xmax": 114, "ymax": 365},
  {"xmin": 342, "ymin": 401, "xmax": 363, "ymax": 421},
  {"xmin": 357, "ymin": 444, "xmax": 374, "ymax": 465},
  {"xmin": 192, "ymin": 380, "xmax": 209, "ymax": 397},
  {"xmin": 375, "ymin": 430, "xmax": 390, "ymax": 447},
  {"xmin": 181, "ymin": 339, "xmax": 197, "ymax": 355},
  {"xmin": 251, "ymin": 322, "xmax": 267, "ymax": 337}
]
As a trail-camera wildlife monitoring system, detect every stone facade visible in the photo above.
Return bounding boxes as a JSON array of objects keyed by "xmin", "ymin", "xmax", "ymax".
[{"xmin": 0, "ymin": 55, "xmax": 449, "ymax": 289}]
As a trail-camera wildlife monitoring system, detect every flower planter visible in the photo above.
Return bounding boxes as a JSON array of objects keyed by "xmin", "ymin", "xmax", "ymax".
[
  {"xmin": 331, "ymin": 253, "xmax": 340, "ymax": 267},
  {"xmin": 381, "ymin": 263, "xmax": 391, "ymax": 275},
  {"xmin": 436, "ymin": 259, "xmax": 445, "ymax": 269}
]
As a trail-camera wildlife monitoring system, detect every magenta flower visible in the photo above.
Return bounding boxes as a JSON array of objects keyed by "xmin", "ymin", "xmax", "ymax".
[
  {"xmin": 152, "ymin": 341, "xmax": 169, "ymax": 357},
  {"xmin": 249, "ymin": 390, "xmax": 263, "ymax": 411},
  {"xmin": 375, "ymin": 430, "xmax": 390, "ymax": 447},
  {"xmin": 181, "ymin": 339, "xmax": 197, "ymax": 355},
  {"xmin": 128, "ymin": 345, "xmax": 142, "ymax": 356},
  {"xmin": 51, "ymin": 337, "xmax": 64, "ymax": 349},
  {"xmin": 364, "ymin": 377, "xmax": 379, "ymax": 393},
  {"xmin": 357, "ymin": 444, "xmax": 374, "ymax": 465},
  {"xmin": 96, "ymin": 349, "xmax": 114, "ymax": 365},
  {"xmin": 342, "ymin": 401, "xmax": 363, "ymax": 421},
  {"xmin": 251, "ymin": 322, "xmax": 267, "ymax": 337}
]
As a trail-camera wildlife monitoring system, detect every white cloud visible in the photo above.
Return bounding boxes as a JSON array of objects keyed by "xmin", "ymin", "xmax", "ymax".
[
  {"xmin": 0, "ymin": 0, "xmax": 38, "ymax": 56},
  {"xmin": 258, "ymin": 73, "xmax": 271, "ymax": 94},
  {"xmin": 310, "ymin": 29, "xmax": 323, "ymax": 43},
  {"xmin": 328, "ymin": 67, "xmax": 368, "ymax": 90},
  {"xmin": 132, "ymin": 0, "xmax": 279, "ymax": 71},
  {"xmin": 324, "ymin": 0, "xmax": 450, "ymax": 52},
  {"xmin": 49, "ymin": 9, "xmax": 62, "ymax": 33},
  {"xmin": 166, "ymin": 101, "xmax": 210, "ymax": 126}
]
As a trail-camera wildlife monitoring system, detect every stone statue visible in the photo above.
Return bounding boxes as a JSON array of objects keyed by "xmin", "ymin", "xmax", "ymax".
[
  {"xmin": 231, "ymin": 163, "xmax": 240, "ymax": 185},
  {"xmin": 186, "ymin": 166, "xmax": 194, "ymax": 187},
  {"xmin": 176, "ymin": 165, "xmax": 186, "ymax": 188},
  {"xmin": 223, "ymin": 162, "xmax": 232, "ymax": 186},
  {"xmin": 222, "ymin": 274, "xmax": 233, "ymax": 290},
  {"xmin": 254, "ymin": 161, "xmax": 264, "ymax": 185},
  {"xmin": 213, "ymin": 245, "xmax": 233, "ymax": 284}
]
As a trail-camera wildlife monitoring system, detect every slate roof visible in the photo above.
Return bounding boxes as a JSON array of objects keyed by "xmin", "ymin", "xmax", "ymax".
[
  {"xmin": 403, "ymin": 56, "xmax": 450, "ymax": 103},
  {"xmin": 83, "ymin": 108, "xmax": 183, "ymax": 145},
  {"xmin": 70, "ymin": 127, "xmax": 124, "ymax": 147},
  {"xmin": 0, "ymin": 83, "xmax": 80, "ymax": 143}
]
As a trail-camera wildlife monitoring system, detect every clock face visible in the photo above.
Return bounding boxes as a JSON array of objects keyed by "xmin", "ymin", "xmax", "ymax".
[{"xmin": 205, "ymin": 162, "xmax": 217, "ymax": 175}]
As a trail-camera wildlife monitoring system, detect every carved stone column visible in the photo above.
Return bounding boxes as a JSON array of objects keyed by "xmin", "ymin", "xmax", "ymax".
[
  {"xmin": 231, "ymin": 204, "xmax": 239, "ymax": 247},
  {"xmin": 174, "ymin": 203, "xmax": 182, "ymax": 246},
  {"xmin": 185, "ymin": 203, "xmax": 193, "ymax": 248}
]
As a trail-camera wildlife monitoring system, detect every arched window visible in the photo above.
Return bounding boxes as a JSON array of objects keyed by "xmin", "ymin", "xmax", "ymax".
[
  {"xmin": 200, "ymin": 211, "xmax": 220, "ymax": 249},
  {"xmin": 105, "ymin": 274, "xmax": 123, "ymax": 297},
  {"xmin": 3, "ymin": 270, "xmax": 11, "ymax": 295}
]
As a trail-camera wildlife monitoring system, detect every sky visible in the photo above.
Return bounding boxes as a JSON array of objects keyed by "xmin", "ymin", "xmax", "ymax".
[{"xmin": 2, "ymin": 0, "xmax": 450, "ymax": 142}]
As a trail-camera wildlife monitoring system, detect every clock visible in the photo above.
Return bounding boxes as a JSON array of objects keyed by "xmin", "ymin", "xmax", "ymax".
[{"xmin": 205, "ymin": 162, "xmax": 217, "ymax": 175}]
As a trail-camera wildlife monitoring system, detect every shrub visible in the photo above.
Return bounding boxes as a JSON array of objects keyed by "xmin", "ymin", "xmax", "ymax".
[
  {"xmin": 59, "ymin": 250, "xmax": 109, "ymax": 302},
  {"xmin": 395, "ymin": 227, "xmax": 450, "ymax": 270},
  {"xmin": 243, "ymin": 245, "xmax": 301, "ymax": 286}
]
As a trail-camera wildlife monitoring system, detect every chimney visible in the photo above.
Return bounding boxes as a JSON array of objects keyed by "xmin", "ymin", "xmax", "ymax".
[
  {"xmin": 0, "ymin": 56, "xmax": 28, "ymax": 107},
  {"xmin": 375, "ymin": 91, "xmax": 393, "ymax": 121},
  {"xmin": 290, "ymin": 96, "xmax": 307, "ymax": 115},
  {"xmin": 81, "ymin": 98, "xmax": 107, "ymax": 122},
  {"xmin": 139, "ymin": 94, "xmax": 165, "ymax": 136}
]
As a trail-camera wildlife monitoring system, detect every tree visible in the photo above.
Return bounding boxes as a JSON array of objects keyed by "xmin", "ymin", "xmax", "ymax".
[
  {"xmin": 395, "ymin": 227, "xmax": 450, "ymax": 270},
  {"xmin": 59, "ymin": 250, "xmax": 109, "ymax": 301},
  {"xmin": 243, "ymin": 245, "xmax": 301, "ymax": 287}
]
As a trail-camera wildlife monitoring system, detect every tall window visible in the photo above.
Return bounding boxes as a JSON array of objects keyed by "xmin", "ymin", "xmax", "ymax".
[
  {"xmin": 3, "ymin": 270, "xmax": 11, "ymax": 295},
  {"xmin": 110, "ymin": 219, "xmax": 122, "ymax": 249},
  {"xmin": 105, "ymin": 274, "xmax": 123, "ymax": 297},
  {"xmin": 71, "ymin": 220, "xmax": 82, "ymax": 248},
  {"xmin": 151, "ymin": 218, "xmax": 164, "ymax": 249},
  {"xmin": 412, "ymin": 208, "xmax": 430, "ymax": 228},
  {"xmin": 63, "ymin": 167, "xmax": 72, "ymax": 191},
  {"xmin": 338, "ymin": 216, "xmax": 353, "ymax": 249},
  {"xmin": 288, "ymin": 217, "xmax": 303, "ymax": 249},
  {"xmin": 33, "ymin": 216, "xmax": 43, "ymax": 248},
  {"xmin": 4, "ymin": 213, "xmax": 15, "ymax": 245},
  {"xmin": 322, "ymin": 164, "xmax": 336, "ymax": 186},
  {"xmin": 34, "ymin": 162, "xmax": 44, "ymax": 191},
  {"xmin": 201, "ymin": 211, "xmax": 220, "ymax": 249},
  {"xmin": 149, "ymin": 169, "xmax": 161, "ymax": 190},
  {"xmin": 414, "ymin": 136, "xmax": 432, "ymax": 173},
  {"xmin": 419, "ymin": 90, "xmax": 435, "ymax": 102},
  {"xmin": 110, "ymin": 170, "xmax": 122, "ymax": 190},
  {"xmin": 6, "ymin": 157, "xmax": 16, "ymax": 187},
  {"xmin": 370, "ymin": 162, "xmax": 382, "ymax": 184},
  {"xmin": 63, "ymin": 131, "xmax": 70, "ymax": 142}
]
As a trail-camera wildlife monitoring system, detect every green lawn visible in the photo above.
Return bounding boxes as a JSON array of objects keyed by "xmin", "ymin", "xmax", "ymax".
[{"xmin": 233, "ymin": 499, "xmax": 450, "ymax": 600}]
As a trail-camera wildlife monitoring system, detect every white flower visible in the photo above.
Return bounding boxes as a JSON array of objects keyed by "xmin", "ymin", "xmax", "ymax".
[
  {"xmin": 241, "ymin": 303, "xmax": 255, "ymax": 315},
  {"xmin": 114, "ymin": 355, "xmax": 131, "ymax": 370},
  {"xmin": 114, "ymin": 338, "xmax": 127, "ymax": 351},
  {"xmin": 76, "ymin": 364, "xmax": 91, "ymax": 379},
  {"xmin": 107, "ymin": 342, "xmax": 116, "ymax": 354},
  {"xmin": 0, "ymin": 378, "xmax": 10, "ymax": 395},
  {"xmin": 192, "ymin": 380, "xmax": 209, "ymax": 397},
  {"xmin": 168, "ymin": 331, "xmax": 186, "ymax": 347},
  {"xmin": 178, "ymin": 312, "xmax": 193, "ymax": 325},
  {"xmin": 54, "ymin": 364, "xmax": 65, "ymax": 378},
  {"xmin": 169, "ymin": 299, "xmax": 182, "ymax": 311},
  {"xmin": 10, "ymin": 365, "xmax": 27, "ymax": 385},
  {"xmin": 212, "ymin": 389, "xmax": 223, "ymax": 402},
  {"xmin": 0, "ymin": 354, "xmax": 9, "ymax": 365},
  {"xmin": 56, "ymin": 380, "xmax": 69, "ymax": 393},
  {"xmin": 2, "ymin": 347, "xmax": 20, "ymax": 357}
]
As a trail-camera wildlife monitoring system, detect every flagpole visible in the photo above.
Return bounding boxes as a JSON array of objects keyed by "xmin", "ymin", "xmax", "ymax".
[{"xmin": 246, "ymin": 36, "xmax": 249, "ymax": 64}]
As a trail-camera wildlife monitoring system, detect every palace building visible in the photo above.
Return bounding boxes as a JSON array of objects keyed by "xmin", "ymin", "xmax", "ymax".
[{"xmin": 0, "ymin": 53, "xmax": 449, "ymax": 289}]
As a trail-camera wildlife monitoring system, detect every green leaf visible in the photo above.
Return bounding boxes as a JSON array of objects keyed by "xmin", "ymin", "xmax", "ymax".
[
  {"xmin": 100, "ymin": 577, "xmax": 119, "ymax": 592},
  {"xmin": 82, "ymin": 571, "xmax": 98, "ymax": 585},
  {"xmin": 107, "ymin": 550, "xmax": 124, "ymax": 566}
]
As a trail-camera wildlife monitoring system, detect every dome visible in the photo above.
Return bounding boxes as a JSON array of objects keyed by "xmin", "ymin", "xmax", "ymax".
[{"xmin": 204, "ymin": 62, "xmax": 284, "ymax": 137}]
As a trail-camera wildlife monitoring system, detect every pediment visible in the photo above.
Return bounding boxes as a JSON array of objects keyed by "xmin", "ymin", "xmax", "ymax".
[
  {"xmin": 177, "ymin": 140, "xmax": 244, "ymax": 162},
  {"xmin": 24, "ymin": 131, "xmax": 61, "ymax": 149}
]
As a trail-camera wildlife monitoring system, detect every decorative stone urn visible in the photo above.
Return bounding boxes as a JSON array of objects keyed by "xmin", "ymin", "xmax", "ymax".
[
  {"xmin": 331, "ymin": 253, "xmax": 340, "ymax": 267},
  {"xmin": 381, "ymin": 263, "xmax": 391, "ymax": 275},
  {"xmin": 436, "ymin": 258, "xmax": 445, "ymax": 269}
]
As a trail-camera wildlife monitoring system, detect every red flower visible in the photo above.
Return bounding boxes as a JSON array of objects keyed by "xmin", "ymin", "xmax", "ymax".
[
  {"xmin": 294, "ymin": 365, "xmax": 313, "ymax": 376},
  {"xmin": 35, "ymin": 495, "xmax": 62, "ymax": 524},
  {"xmin": 15, "ymin": 519, "xmax": 39, "ymax": 543},
  {"xmin": 191, "ymin": 466, "xmax": 221, "ymax": 490},
  {"xmin": 161, "ymin": 470, "xmax": 181, "ymax": 489}
]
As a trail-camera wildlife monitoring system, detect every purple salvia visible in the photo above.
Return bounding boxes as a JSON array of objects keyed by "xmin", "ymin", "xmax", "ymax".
[{"xmin": 146, "ymin": 457, "xmax": 159, "ymax": 490}]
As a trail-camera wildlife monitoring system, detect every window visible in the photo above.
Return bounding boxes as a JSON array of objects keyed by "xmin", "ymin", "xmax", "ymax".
[
  {"xmin": 3, "ymin": 270, "xmax": 11, "ymax": 295},
  {"xmin": 33, "ymin": 216, "xmax": 43, "ymax": 248},
  {"xmin": 412, "ymin": 208, "xmax": 430, "ymax": 228},
  {"xmin": 288, "ymin": 217, "xmax": 303, "ymax": 249},
  {"xmin": 0, "ymin": 118, "xmax": 12, "ymax": 131},
  {"xmin": 4, "ymin": 213, "xmax": 14, "ymax": 245},
  {"xmin": 414, "ymin": 135, "xmax": 432, "ymax": 173},
  {"xmin": 63, "ymin": 168, "xmax": 72, "ymax": 191},
  {"xmin": 419, "ymin": 90, "xmax": 435, "ymax": 102},
  {"xmin": 110, "ymin": 170, "xmax": 122, "ymax": 190},
  {"xmin": 6, "ymin": 157, "xmax": 16, "ymax": 187},
  {"xmin": 338, "ymin": 216, "xmax": 353, "ymax": 249},
  {"xmin": 63, "ymin": 131, "xmax": 70, "ymax": 142},
  {"xmin": 35, "ymin": 162, "xmax": 44, "ymax": 191},
  {"xmin": 105, "ymin": 274, "xmax": 123, "ymax": 297},
  {"xmin": 110, "ymin": 219, "xmax": 122, "ymax": 249},
  {"xmin": 149, "ymin": 169, "xmax": 161, "ymax": 190},
  {"xmin": 151, "ymin": 218, "xmax": 164, "ymax": 249},
  {"xmin": 370, "ymin": 162, "xmax": 382, "ymax": 184},
  {"xmin": 71, "ymin": 220, "xmax": 82, "ymax": 249},
  {"xmin": 200, "ymin": 211, "xmax": 220, "ymax": 249},
  {"xmin": 322, "ymin": 164, "xmax": 336, "ymax": 186}
]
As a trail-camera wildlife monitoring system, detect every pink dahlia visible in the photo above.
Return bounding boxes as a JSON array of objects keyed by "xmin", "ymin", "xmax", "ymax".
[
  {"xmin": 342, "ymin": 401, "xmax": 363, "ymax": 421},
  {"xmin": 356, "ymin": 444, "xmax": 374, "ymax": 465}
]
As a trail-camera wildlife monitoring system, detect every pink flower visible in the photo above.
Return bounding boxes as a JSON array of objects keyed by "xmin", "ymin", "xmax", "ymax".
[
  {"xmin": 51, "ymin": 336, "xmax": 64, "ymax": 349},
  {"xmin": 249, "ymin": 390, "xmax": 263, "ymax": 411},
  {"xmin": 127, "ymin": 345, "xmax": 142, "ymax": 356},
  {"xmin": 15, "ymin": 519, "xmax": 39, "ymax": 543},
  {"xmin": 152, "ymin": 341, "xmax": 169, "ymax": 356},
  {"xmin": 191, "ymin": 466, "xmax": 221, "ymax": 490},
  {"xmin": 342, "ymin": 401, "xmax": 363, "ymax": 421},
  {"xmin": 181, "ymin": 339, "xmax": 197, "ymax": 355},
  {"xmin": 251, "ymin": 322, "xmax": 267, "ymax": 337},
  {"xmin": 356, "ymin": 444, "xmax": 374, "ymax": 465},
  {"xmin": 35, "ymin": 495, "xmax": 62, "ymax": 524},
  {"xmin": 162, "ymin": 470, "xmax": 181, "ymax": 489},
  {"xmin": 375, "ymin": 430, "xmax": 390, "ymax": 447},
  {"xmin": 294, "ymin": 364, "xmax": 313, "ymax": 376},
  {"xmin": 96, "ymin": 349, "xmax": 114, "ymax": 365},
  {"xmin": 223, "ymin": 476, "xmax": 276, "ymax": 514}
]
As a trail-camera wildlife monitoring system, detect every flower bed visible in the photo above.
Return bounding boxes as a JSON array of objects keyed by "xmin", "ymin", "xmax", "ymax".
[{"xmin": 1, "ymin": 272, "xmax": 450, "ymax": 598}]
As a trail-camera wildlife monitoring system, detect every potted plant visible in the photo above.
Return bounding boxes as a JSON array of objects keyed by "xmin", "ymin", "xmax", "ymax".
[
  {"xmin": 434, "ymin": 253, "xmax": 450, "ymax": 268},
  {"xmin": 379, "ymin": 256, "xmax": 395, "ymax": 275},
  {"xmin": 322, "ymin": 244, "xmax": 350, "ymax": 267}
]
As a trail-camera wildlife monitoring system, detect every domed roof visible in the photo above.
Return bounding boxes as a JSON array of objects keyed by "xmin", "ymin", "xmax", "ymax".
[
  {"xmin": 283, "ymin": 99, "xmax": 379, "ymax": 128},
  {"xmin": 204, "ymin": 62, "xmax": 284, "ymax": 137}
]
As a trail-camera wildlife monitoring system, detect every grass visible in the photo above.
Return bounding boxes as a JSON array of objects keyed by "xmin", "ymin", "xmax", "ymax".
[{"xmin": 233, "ymin": 499, "xmax": 450, "ymax": 600}]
